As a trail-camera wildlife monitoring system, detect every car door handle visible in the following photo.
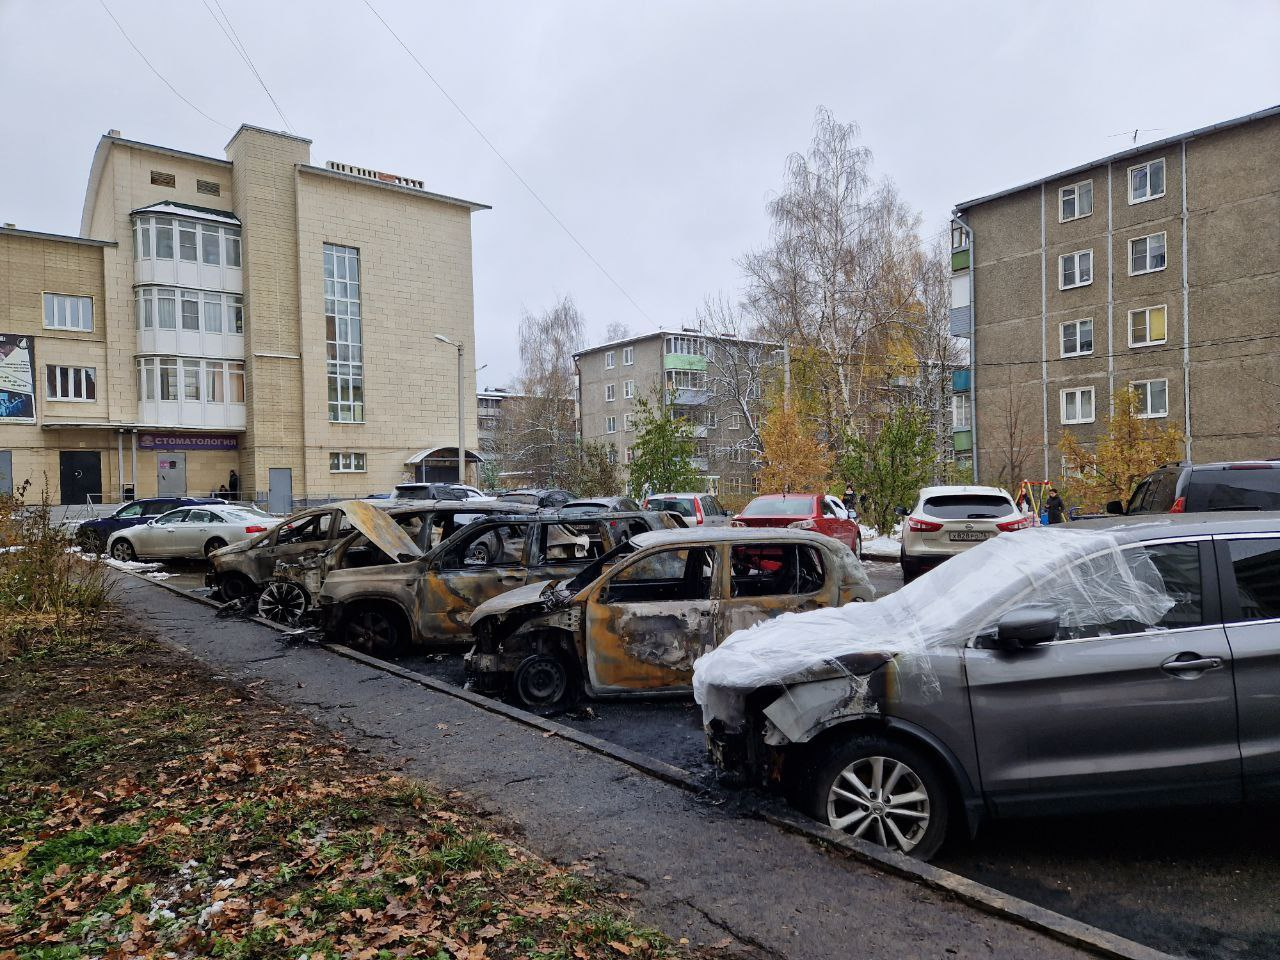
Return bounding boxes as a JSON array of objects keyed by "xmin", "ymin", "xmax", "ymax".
[{"xmin": 1161, "ymin": 654, "xmax": 1224, "ymax": 675}]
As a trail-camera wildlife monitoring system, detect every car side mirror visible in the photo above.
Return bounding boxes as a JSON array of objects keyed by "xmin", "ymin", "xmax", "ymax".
[
  {"xmin": 994, "ymin": 604, "xmax": 1060, "ymax": 650},
  {"xmin": 1105, "ymin": 500, "xmax": 1125, "ymax": 515},
  {"xmin": 893, "ymin": 506, "xmax": 909, "ymax": 517}
]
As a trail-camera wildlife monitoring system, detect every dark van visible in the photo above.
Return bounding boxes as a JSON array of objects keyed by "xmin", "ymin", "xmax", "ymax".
[{"xmin": 1109, "ymin": 461, "xmax": 1280, "ymax": 515}]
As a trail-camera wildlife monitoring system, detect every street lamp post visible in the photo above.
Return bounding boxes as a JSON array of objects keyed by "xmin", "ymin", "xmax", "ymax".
[{"xmin": 433, "ymin": 334, "xmax": 466, "ymax": 485}]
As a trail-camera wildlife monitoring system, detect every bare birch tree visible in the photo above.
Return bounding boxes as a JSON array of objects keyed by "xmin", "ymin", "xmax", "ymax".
[{"xmin": 695, "ymin": 295, "xmax": 778, "ymax": 467}]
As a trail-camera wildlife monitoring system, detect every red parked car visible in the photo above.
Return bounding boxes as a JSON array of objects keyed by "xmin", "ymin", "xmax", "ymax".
[{"xmin": 734, "ymin": 493, "xmax": 863, "ymax": 558}]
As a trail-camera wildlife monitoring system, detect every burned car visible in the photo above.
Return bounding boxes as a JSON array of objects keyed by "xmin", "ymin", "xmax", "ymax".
[
  {"xmin": 312, "ymin": 511, "xmax": 679, "ymax": 652},
  {"xmin": 467, "ymin": 528, "xmax": 873, "ymax": 712},
  {"xmin": 207, "ymin": 498, "xmax": 526, "ymax": 607},
  {"xmin": 692, "ymin": 517, "xmax": 1275, "ymax": 860}
]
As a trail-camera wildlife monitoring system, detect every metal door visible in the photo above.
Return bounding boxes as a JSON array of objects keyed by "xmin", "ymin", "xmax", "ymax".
[
  {"xmin": 268, "ymin": 468, "xmax": 292, "ymax": 515},
  {"xmin": 157, "ymin": 452, "xmax": 187, "ymax": 497},
  {"xmin": 0, "ymin": 451, "xmax": 11, "ymax": 495},
  {"xmin": 59, "ymin": 451, "xmax": 102, "ymax": 505}
]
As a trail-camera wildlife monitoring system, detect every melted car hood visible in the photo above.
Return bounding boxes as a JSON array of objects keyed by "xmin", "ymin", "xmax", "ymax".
[
  {"xmin": 469, "ymin": 580, "xmax": 555, "ymax": 622},
  {"xmin": 339, "ymin": 500, "xmax": 423, "ymax": 561}
]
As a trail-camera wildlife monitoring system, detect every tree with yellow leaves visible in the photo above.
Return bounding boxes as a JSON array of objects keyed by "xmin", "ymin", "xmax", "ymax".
[
  {"xmin": 1059, "ymin": 388, "xmax": 1184, "ymax": 511},
  {"xmin": 756, "ymin": 386, "xmax": 834, "ymax": 495}
]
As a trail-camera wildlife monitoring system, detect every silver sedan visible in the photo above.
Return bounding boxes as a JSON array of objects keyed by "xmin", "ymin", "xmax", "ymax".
[{"xmin": 107, "ymin": 506, "xmax": 277, "ymax": 562}]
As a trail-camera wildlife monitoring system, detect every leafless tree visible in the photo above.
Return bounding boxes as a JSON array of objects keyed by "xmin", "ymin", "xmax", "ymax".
[
  {"xmin": 695, "ymin": 295, "xmax": 777, "ymax": 466},
  {"xmin": 990, "ymin": 372, "xmax": 1036, "ymax": 490},
  {"xmin": 604, "ymin": 320, "xmax": 631, "ymax": 343}
]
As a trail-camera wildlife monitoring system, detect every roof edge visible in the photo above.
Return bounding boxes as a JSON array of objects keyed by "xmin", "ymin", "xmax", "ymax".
[
  {"xmin": 298, "ymin": 164, "xmax": 491, "ymax": 212},
  {"xmin": 572, "ymin": 329, "xmax": 781, "ymax": 358},
  {"xmin": 0, "ymin": 226, "xmax": 115, "ymax": 248}
]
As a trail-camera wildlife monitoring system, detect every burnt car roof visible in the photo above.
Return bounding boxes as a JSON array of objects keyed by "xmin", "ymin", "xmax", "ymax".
[{"xmin": 628, "ymin": 527, "xmax": 846, "ymax": 549}]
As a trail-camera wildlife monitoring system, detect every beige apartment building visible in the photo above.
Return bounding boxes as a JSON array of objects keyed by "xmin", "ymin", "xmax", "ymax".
[
  {"xmin": 574, "ymin": 329, "xmax": 777, "ymax": 498},
  {"xmin": 949, "ymin": 104, "xmax": 1280, "ymax": 485},
  {"xmin": 0, "ymin": 125, "xmax": 486, "ymax": 507}
]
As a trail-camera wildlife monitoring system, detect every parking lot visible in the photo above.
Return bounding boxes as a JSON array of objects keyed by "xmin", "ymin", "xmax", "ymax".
[{"xmin": 141, "ymin": 552, "xmax": 1280, "ymax": 960}]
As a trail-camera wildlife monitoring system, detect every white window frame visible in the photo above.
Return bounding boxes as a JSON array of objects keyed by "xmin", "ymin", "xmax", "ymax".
[
  {"xmin": 624, "ymin": 446, "xmax": 634, "ymax": 464},
  {"xmin": 951, "ymin": 393, "xmax": 971, "ymax": 429},
  {"xmin": 1059, "ymin": 249, "xmax": 1093, "ymax": 290},
  {"xmin": 329, "ymin": 452, "xmax": 367, "ymax": 473},
  {"xmin": 727, "ymin": 413, "xmax": 742, "ymax": 431},
  {"xmin": 1060, "ymin": 317, "xmax": 1094, "ymax": 358},
  {"xmin": 622, "ymin": 346, "xmax": 634, "ymax": 365},
  {"xmin": 45, "ymin": 365, "xmax": 97, "ymax": 402},
  {"xmin": 623, "ymin": 379, "xmax": 634, "ymax": 399},
  {"xmin": 1132, "ymin": 379, "xmax": 1169, "ymax": 419},
  {"xmin": 1129, "ymin": 231, "xmax": 1167, "ymax": 276},
  {"xmin": 135, "ymin": 357, "xmax": 244, "ymax": 405},
  {"xmin": 1128, "ymin": 304, "xmax": 1168, "ymax": 348},
  {"xmin": 623, "ymin": 412, "xmax": 635, "ymax": 431},
  {"xmin": 605, "ymin": 350, "xmax": 616, "ymax": 369},
  {"xmin": 950, "ymin": 222, "xmax": 969, "ymax": 252},
  {"xmin": 1060, "ymin": 386, "xmax": 1096, "ymax": 425},
  {"xmin": 324, "ymin": 243, "xmax": 364, "ymax": 423},
  {"xmin": 1128, "ymin": 158, "xmax": 1166, "ymax": 204},
  {"xmin": 606, "ymin": 445, "xmax": 618, "ymax": 465},
  {"xmin": 605, "ymin": 383, "xmax": 616, "ymax": 402},
  {"xmin": 42, "ymin": 293, "xmax": 94, "ymax": 332},
  {"xmin": 664, "ymin": 335, "xmax": 703, "ymax": 356},
  {"xmin": 605, "ymin": 415, "xmax": 617, "ymax": 434},
  {"xmin": 1058, "ymin": 179, "xmax": 1094, "ymax": 222}
]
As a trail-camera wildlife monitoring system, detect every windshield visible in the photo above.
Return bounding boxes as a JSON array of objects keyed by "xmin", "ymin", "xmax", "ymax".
[
  {"xmin": 921, "ymin": 494, "xmax": 1015, "ymax": 519},
  {"xmin": 563, "ymin": 539, "xmax": 638, "ymax": 593},
  {"xmin": 646, "ymin": 497, "xmax": 694, "ymax": 517},
  {"xmin": 740, "ymin": 496, "xmax": 815, "ymax": 517}
]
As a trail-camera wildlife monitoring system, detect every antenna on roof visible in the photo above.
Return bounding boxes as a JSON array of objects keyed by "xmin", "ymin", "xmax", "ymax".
[{"xmin": 1107, "ymin": 127, "xmax": 1165, "ymax": 145}]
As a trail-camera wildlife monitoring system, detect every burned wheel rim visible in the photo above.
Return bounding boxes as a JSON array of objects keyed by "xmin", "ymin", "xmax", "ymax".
[
  {"xmin": 513, "ymin": 654, "xmax": 569, "ymax": 709},
  {"xmin": 826, "ymin": 755, "xmax": 931, "ymax": 853},
  {"xmin": 346, "ymin": 608, "xmax": 401, "ymax": 654},
  {"xmin": 256, "ymin": 580, "xmax": 308, "ymax": 625},
  {"xmin": 110, "ymin": 540, "xmax": 136, "ymax": 562}
]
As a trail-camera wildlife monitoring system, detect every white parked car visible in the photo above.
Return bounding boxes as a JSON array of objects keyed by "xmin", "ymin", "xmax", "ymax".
[
  {"xmin": 107, "ymin": 505, "xmax": 277, "ymax": 562},
  {"xmin": 896, "ymin": 485, "xmax": 1029, "ymax": 582}
]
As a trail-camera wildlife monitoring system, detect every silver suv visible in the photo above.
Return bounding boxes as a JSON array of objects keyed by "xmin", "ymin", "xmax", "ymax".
[
  {"xmin": 897, "ymin": 485, "xmax": 1027, "ymax": 582},
  {"xmin": 695, "ymin": 515, "xmax": 1280, "ymax": 859}
]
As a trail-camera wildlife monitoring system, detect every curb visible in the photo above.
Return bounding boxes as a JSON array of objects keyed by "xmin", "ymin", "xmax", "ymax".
[{"xmin": 116, "ymin": 568, "xmax": 1175, "ymax": 960}]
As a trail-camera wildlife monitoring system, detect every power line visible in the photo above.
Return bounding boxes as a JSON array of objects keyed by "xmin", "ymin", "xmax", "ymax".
[
  {"xmin": 201, "ymin": 0, "xmax": 294, "ymax": 133},
  {"xmin": 98, "ymin": 0, "xmax": 230, "ymax": 131},
  {"xmin": 360, "ymin": 0, "xmax": 656, "ymax": 328}
]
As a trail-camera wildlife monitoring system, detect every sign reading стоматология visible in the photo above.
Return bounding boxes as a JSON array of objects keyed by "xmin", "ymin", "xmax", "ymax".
[
  {"xmin": 136, "ymin": 433, "xmax": 240, "ymax": 451},
  {"xmin": 0, "ymin": 335, "xmax": 36, "ymax": 424}
]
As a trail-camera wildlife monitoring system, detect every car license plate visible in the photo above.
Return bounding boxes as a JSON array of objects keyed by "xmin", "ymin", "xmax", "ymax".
[{"xmin": 948, "ymin": 531, "xmax": 989, "ymax": 542}]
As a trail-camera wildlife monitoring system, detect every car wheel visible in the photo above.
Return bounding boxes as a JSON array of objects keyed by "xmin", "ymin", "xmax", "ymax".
[
  {"xmin": 465, "ymin": 541, "xmax": 492, "ymax": 565},
  {"xmin": 256, "ymin": 580, "xmax": 309, "ymax": 625},
  {"xmin": 512, "ymin": 652, "xmax": 577, "ymax": 714},
  {"xmin": 803, "ymin": 734, "xmax": 950, "ymax": 860},
  {"xmin": 79, "ymin": 531, "xmax": 105, "ymax": 554},
  {"xmin": 110, "ymin": 539, "xmax": 137, "ymax": 563},
  {"xmin": 203, "ymin": 537, "xmax": 228, "ymax": 557},
  {"xmin": 899, "ymin": 549, "xmax": 919, "ymax": 584},
  {"xmin": 214, "ymin": 573, "xmax": 256, "ymax": 603},
  {"xmin": 344, "ymin": 604, "xmax": 407, "ymax": 657}
]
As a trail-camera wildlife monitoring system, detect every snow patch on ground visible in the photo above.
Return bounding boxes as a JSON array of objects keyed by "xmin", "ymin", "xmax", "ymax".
[
  {"xmin": 860, "ymin": 525, "xmax": 902, "ymax": 561},
  {"xmin": 101, "ymin": 557, "xmax": 165, "ymax": 574}
]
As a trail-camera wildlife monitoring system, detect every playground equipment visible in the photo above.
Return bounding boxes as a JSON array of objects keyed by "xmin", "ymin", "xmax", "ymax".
[{"xmin": 1015, "ymin": 480, "xmax": 1054, "ymax": 525}]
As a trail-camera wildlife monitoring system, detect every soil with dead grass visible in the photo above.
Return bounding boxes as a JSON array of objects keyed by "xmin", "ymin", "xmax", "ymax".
[{"xmin": 0, "ymin": 614, "xmax": 695, "ymax": 960}]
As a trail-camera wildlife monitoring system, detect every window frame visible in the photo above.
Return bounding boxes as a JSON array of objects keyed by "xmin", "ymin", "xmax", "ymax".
[
  {"xmin": 1128, "ymin": 158, "xmax": 1167, "ymax": 204},
  {"xmin": 623, "ymin": 379, "xmax": 634, "ymax": 399},
  {"xmin": 951, "ymin": 392, "xmax": 971, "ymax": 429},
  {"xmin": 1060, "ymin": 317, "xmax": 1095, "ymax": 358},
  {"xmin": 324, "ymin": 243, "xmax": 364, "ymax": 423},
  {"xmin": 622, "ymin": 346, "xmax": 634, "ymax": 365},
  {"xmin": 605, "ymin": 383, "xmax": 616, "ymax": 402},
  {"xmin": 1058, "ymin": 249, "xmax": 1093, "ymax": 290},
  {"xmin": 329, "ymin": 451, "xmax": 368, "ymax": 473},
  {"xmin": 1131, "ymin": 378, "xmax": 1169, "ymax": 419},
  {"xmin": 1058, "ymin": 179, "xmax": 1094, "ymax": 223},
  {"xmin": 1060, "ymin": 386, "xmax": 1096, "ymax": 425},
  {"xmin": 1128, "ymin": 304, "xmax": 1168, "ymax": 348},
  {"xmin": 623, "ymin": 412, "xmax": 635, "ymax": 432},
  {"xmin": 45, "ymin": 364, "xmax": 97, "ymax": 402},
  {"xmin": 42, "ymin": 293, "xmax": 94, "ymax": 332},
  {"xmin": 1129, "ymin": 231, "xmax": 1168, "ymax": 276},
  {"xmin": 606, "ymin": 415, "xmax": 617, "ymax": 434},
  {"xmin": 605, "ymin": 351, "xmax": 616, "ymax": 369},
  {"xmin": 1219, "ymin": 534, "xmax": 1280, "ymax": 625}
]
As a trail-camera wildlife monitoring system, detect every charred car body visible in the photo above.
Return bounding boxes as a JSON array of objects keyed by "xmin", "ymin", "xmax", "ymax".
[
  {"xmin": 468, "ymin": 528, "xmax": 874, "ymax": 712},
  {"xmin": 693, "ymin": 517, "xmax": 1280, "ymax": 860},
  {"xmin": 312, "ymin": 511, "xmax": 680, "ymax": 652}
]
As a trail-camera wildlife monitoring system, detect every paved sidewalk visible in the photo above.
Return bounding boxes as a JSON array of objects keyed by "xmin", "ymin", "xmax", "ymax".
[{"xmin": 112, "ymin": 573, "xmax": 1109, "ymax": 960}]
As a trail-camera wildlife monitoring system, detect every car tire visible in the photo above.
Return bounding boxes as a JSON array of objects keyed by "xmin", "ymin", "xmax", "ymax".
[
  {"xmin": 214, "ymin": 573, "xmax": 256, "ymax": 603},
  {"xmin": 203, "ymin": 537, "xmax": 228, "ymax": 557},
  {"xmin": 110, "ymin": 539, "xmax": 137, "ymax": 563},
  {"xmin": 511, "ymin": 652, "xmax": 578, "ymax": 715},
  {"xmin": 802, "ymin": 733, "xmax": 951, "ymax": 861},
  {"xmin": 343, "ymin": 603, "xmax": 408, "ymax": 657},
  {"xmin": 256, "ymin": 580, "xmax": 309, "ymax": 625},
  {"xmin": 79, "ymin": 530, "xmax": 105, "ymax": 554},
  {"xmin": 899, "ymin": 550, "xmax": 920, "ymax": 584}
]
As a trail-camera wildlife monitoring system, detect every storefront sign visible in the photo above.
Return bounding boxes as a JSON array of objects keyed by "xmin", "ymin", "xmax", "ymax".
[
  {"xmin": 0, "ymin": 334, "xmax": 36, "ymax": 424},
  {"xmin": 137, "ymin": 433, "xmax": 239, "ymax": 451}
]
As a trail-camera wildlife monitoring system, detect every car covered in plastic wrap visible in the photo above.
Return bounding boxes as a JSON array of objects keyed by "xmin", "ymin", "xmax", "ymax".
[
  {"xmin": 694, "ymin": 515, "xmax": 1280, "ymax": 859},
  {"xmin": 467, "ymin": 528, "xmax": 874, "ymax": 712}
]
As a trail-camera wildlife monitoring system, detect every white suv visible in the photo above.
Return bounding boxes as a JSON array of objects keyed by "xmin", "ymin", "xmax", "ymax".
[{"xmin": 897, "ymin": 485, "xmax": 1029, "ymax": 582}]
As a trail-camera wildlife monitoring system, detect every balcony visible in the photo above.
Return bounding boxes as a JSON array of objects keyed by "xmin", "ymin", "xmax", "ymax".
[
  {"xmin": 952, "ymin": 368, "xmax": 971, "ymax": 393},
  {"xmin": 949, "ymin": 305, "xmax": 972, "ymax": 338},
  {"xmin": 138, "ymin": 398, "xmax": 246, "ymax": 430},
  {"xmin": 672, "ymin": 387, "xmax": 709, "ymax": 406},
  {"xmin": 664, "ymin": 353, "xmax": 708, "ymax": 372},
  {"xmin": 953, "ymin": 429, "xmax": 973, "ymax": 452},
  {"xmin": 690, "ymin": 456, "xmax": 709, "ymax": 471}
]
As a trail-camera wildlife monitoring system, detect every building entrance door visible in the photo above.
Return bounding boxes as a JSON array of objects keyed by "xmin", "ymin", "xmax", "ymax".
[
  {"xmin": 59, "ymin": 451, "xmax": 102, "ymax": 505},
  {"xmin": 268, "ymin": 467, "xmax": 293, "ymax": 515},
  {"xmin": 157, "ymin": 452, "xmax": 187, "ymax": 497},
  {"xmin": 0, "ymin": 451, "xmax": 11, "ymax": 495}
]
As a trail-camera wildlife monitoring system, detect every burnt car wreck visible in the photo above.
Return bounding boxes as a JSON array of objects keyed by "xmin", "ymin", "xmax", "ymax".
[{"xmin": 467, "ymin": 528, "xmax": 874, "ymax": 712}]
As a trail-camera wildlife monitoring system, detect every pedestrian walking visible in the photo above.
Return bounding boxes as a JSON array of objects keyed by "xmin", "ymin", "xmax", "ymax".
[
  {"xmin": 229, "ymin": 469, "xmax": 240, "ymax": 500},
  {"xmin": 842, "ymin": 484, "xmax": 858, "ymax": 512},
  {"xmin": 1045, "ymin": 487, "xmax": 1067, "ymax": 525}
]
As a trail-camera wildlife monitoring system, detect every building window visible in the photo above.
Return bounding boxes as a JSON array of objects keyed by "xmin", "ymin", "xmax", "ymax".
[
  {"xmin": 1059, "ymin": 180, "xmax": 1093, "ymax": 222},
  {"xmin": 665, "ymin": 335, "xmax": 703, "ymax": 356},
  {"xmin": 224, "ymin": 228, "xmax": 241, "ymax": 267},
  {"xmin": 45, "ymin": 365, "xmax": 96, "ymax": 401},
  {"xmin": 623, "ymin": 412, "xmax": 635, "ymax": 431},
  {"xmin": 665, "ymin": 369, "xmax": 706, "ymax": 390},
  {"xmin": 606, "ymin": 445, "xmax": 618, "ymax": 465},
  {"xmin": 1132, "ymin": 379, "xmax": 1169, "ymax": 418},
  {"xmin": 324, "ymin": 243, "xmax": 364, "ymax": 422},
  {"xmin": 200, "ymin": 224, "xmax": 221, "ymax": 265},
  {"xmin": 136, "ymin": 357, "xmax": 243, "ymax": 405},
  {"xmin": 624, "ymin": 446, "xmax": 634, "ymax": 464},
  {"xmin": 1129, "ymin": 158, "xmax": 1166, "ymax": 204},
  {"xmin": 623, "ymin": 379, "xmax": 634, "ymax": 399},
  {"xmin": 1061, "ymin": 318, "xmax": 1094, "ymax": 357},
  {"xmin": 704, "ymin": 410, "xmax": 717, "ymax": 429},
  {"xmin": 606, "ymin": 415, "xmax": 617, "ymax": 433},
  {"xmin": 329, "ymin": 452, "xmax": 367, "ymax": 473},
  {"xmin": 1060, "ymin": 387, "xmax": 1095, "ymax": 425},
  {"xmin": 751, "ymin": 474, "xmax": 760, "ymax": 494},
  {"xmin": 177, "ymin": 220, "xmax": 198, "ymax": 263},
  {"xmin": 951, "ymin": 393, "xmax": 971, "ymax": 429},
  {"xmin": 605, "ymin": 351, "xmax": 616, "ymax": 369},
  {"xmin": 950, "ymin": 222, "xmax": 969, "ymax": 252},
  {"xmin": 1129, "ymin": 232, "xmax": 1167, "ymax": 275},
  {"xmin": 605, "ymin": 383, "xmax": 616, "ymax": 402},
  {"xmin": 1059, "ymin": 249, "xmax": 1093, "ymax": 289},
  {"xmin": 623, "ymin": 346, "xmax": 634, "ymax": 365},
  {"xmin": 134, "ymin": 215, "xmax": 241, "ymax": 268},
  {"xmin": 135, "ymin": 288, "xmax": 242, "ymax": 334},
  {"xmin": 42, "ymin": 293, "xmax": 93, "ymax": 332},
  {"xmin": 727, "ymin": 413, "xmax": 742, "ymax": 431},
  {"xmin": 1129, "ymin": 305, "xmax": 1168, "ymax": 347}
]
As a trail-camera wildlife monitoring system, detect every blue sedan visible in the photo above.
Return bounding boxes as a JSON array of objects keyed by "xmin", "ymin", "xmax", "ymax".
[{"xmin": 76, "ymin": 497, "xmax": 227, "ymax": 553}]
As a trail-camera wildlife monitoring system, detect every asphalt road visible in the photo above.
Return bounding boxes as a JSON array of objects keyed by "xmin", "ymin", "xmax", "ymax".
[{"xmin": 163, "ymin": 553, "xmax": 1280, "ymax": 959}]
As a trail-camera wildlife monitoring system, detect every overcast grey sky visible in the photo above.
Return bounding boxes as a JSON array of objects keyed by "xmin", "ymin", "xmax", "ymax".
[{"xmin": 2, "ymin": 0, "xmax": 1276, "ymax": 387}]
